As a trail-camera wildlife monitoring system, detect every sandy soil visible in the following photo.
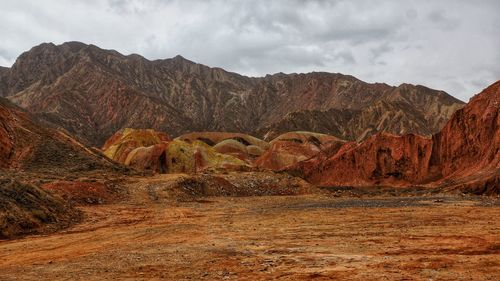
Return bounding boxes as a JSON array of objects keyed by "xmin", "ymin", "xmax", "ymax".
[{"xmin": 0, "ymin": 175, "xmax": 498, "ymax": 280}]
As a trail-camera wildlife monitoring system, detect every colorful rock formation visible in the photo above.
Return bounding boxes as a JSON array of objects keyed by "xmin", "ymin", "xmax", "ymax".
[
  {"xmin": 167, "ymin": 140, "xmax": 248, "ymax": 173},
  {"xmin": 178, "ymin": 132, "xmax": 269, "ymax": 150},
  {"xmin": 255, "ymin": 131, "xmax": 345, "ymax": 170},
  {"xmin": 288, "ymin": 81, "xmax": 500, "ymax": 193},
  {"xmin": 125, "ymin": 143, "xmax": 170, "ymax": 173},
  {"xmin": 102, "ymin": 128, "xmax": 171, "ymax": 163},
  {"xmin": 431, "ymin": 80, "xmax": 500, "ymax": 192},
  {"xmin": 0, "ymin": 97, "xmax": 119, "ymax": 238},
  {"xmin": 178, "ymin": 132, "xmax": 270, "ymax": 161},
  {"xmin": 102, "ymin": 129, "xmax": 249, "ymax": 173}
]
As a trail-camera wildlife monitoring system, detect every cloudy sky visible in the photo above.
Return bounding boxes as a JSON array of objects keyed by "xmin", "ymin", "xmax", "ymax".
[{"xmin": 1, "ymin": 0, "xmax": 499, "ymax": 101}]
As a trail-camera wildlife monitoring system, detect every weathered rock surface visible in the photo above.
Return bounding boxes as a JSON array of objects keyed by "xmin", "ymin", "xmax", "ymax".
[
  {"xmin": 178, "ymin": 132, "xmax": 270, "ymax": 161},
  {"xmin": 0, "ymin": 177, "xmax": 79, "ymax": 239},
  {"xmin": 288, "ymin": 81, "xmax": 500, "ymax": 194},
  {"xmin": 0, "ymin": 42, "xmax": 464, "ymax": 146},
  {"xmin": 0, "ymin": 97, "xmax": 123, "ymax": 239},
  {"xmin": 102, "ymin": 128, "xmax": 249, "ymax": 173},
  {"xmin": 177, "ymin": 132, "xmax": 269, "ymax": 150},
  {"xmin": 255, "ymin": 131, "xmax": 345, "ymax": 170},
  {"xmin": 102, "ymin": 128, "xmax": 170, "ymax": 163},
  {"xmin": 431, "ymin": 80, "xmax": 500, "ymax": 193},
  {"xmin": 0, "ymin": 97, "xmax": 118, "ymax": 172}
]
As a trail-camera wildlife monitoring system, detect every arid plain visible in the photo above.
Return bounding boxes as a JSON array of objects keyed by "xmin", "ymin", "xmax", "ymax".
[{"xmin": 0, "ymin": 174, "xmax": 498, "ymax": 281}]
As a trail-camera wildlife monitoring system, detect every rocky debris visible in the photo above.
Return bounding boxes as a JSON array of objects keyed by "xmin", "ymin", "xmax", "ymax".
[
  {"xmin": 0, "ymin": 42, "xmax": 463, "ymax": 146},
  {"xmin": 287, "ymin": 81, "xmax": 500, "ymax": 194},
  {"xmin": 0, "ymin": 177, "xmax": 80, "ymax": 239},
  {"xmin": 41, "ymin": 180, "xmax": 125, "ymax": 205},
  {"xmin": 142, "ymin": 172, "xmax": 317, "ymax": 201}
]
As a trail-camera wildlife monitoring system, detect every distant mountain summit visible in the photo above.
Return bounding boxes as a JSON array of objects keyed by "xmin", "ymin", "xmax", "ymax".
[{"xmin": 0, "ymin": 41, "xmax": 464, "ymax": 146}]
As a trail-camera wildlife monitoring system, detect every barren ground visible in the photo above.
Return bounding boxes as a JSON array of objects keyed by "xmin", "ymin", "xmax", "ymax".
[{"xmin": 0, "ymin": 175, "xmax": 499, "ymax": 280}]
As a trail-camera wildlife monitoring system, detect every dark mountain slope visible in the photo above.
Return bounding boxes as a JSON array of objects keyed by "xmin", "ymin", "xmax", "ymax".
[{"xmin": 0, "ymin": 42, "xmax": 464, "ymax": 146}]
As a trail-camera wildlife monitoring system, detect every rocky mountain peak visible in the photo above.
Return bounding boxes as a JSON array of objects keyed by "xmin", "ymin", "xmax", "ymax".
[{"xmin": 1, "ymin": 41, "xmax": 465, "ymax": 147}]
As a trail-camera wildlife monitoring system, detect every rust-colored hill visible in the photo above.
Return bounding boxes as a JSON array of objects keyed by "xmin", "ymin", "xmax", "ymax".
[
  {"xmin": 255, "ymin": 131, "xmax": 345, "ymax": 170},
  {"xmin": 0, "ymin": 97, "xmax": 125, "ymax": 238},
  {"xmin": 102, "ymin": 128, "xmax": 250, "ymax": 173},
  {"xmin": 0, "ymin": 42, "xmax": 463, "ymax": 146},
  {"xmin": 288, "ymin": 81, "xmax": 500, "ymax": 194},
  {"xmin": 0, "ymin": 97, "xmax": 119, "ymax": 173}
]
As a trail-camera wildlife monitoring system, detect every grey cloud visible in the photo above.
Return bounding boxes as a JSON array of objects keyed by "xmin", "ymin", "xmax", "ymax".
[
  {"xmin": 370, "ymin": 44, "xmax": 394, "ymax": 60},
  {"xmin": 335, "ymin": 51, "xmax": 356, "ymax": 65},
  {"xmin": 427, "ymin": 10, "xmax": 460, "ymax": 30},
  {"xmin": 0, "ymin": 48, "xmax": 12, "ymax": 60},
  {"xmin": 406, "ymin": 9, "xmax": 418, "ymax": 20}
]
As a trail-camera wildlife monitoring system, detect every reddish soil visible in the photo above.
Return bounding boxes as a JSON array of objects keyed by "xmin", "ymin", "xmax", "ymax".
[
  {"xmin": 41, "ymin": 181, "xmax": 124, "ymax": 205},
  {"xmin": 0, "ymin": 175, "xmax": 498, "ymax": 280}
]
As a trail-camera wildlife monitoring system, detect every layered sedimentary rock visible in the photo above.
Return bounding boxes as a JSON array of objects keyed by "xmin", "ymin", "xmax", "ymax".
[
  {"xmin": 0, "ymin": 97, "xmax": 120, "ymax": 238},
  {"xmin": 168, "ymin": 140, "xmax": 249, "ymax": 173},
  {"xmin": 124, "ymin": 143, "xmax": 170, "ymax": 173},
  {"xmin": 102, "ymin": 128, "xmax": 171, "ymax": 163},
  {"xmin": 288, "ymin": 81, "xmax": 500, "ymax": 193},
  {"xmin": 102, "ymin": 128, "xmax": 249, "ymax": 173},
  {"xmin": 178, "ymin": 132, "xmax": 269, "ymax": 161},
  {"xmin": 0, "ymin": 97, "xmax": 117, "ymax": 172},
  {"xmin": 255, "ymin": 132, "xmax": 345, "ymax": 170},
  {"xmin": 289, "ymin": 133, "xmax": 434, "ymax": 186},
  {"xmin": 0, "ymin": 42, "xmax": 464, "ymax": 146},
  {"xmin": 177, "ymin": 132, "xmax": 269, "ymax": 149}
]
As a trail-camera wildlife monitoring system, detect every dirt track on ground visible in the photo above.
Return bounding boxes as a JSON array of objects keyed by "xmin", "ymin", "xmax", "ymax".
[{"xmin": 0, "ymin": 175, "xmax": 499, "ymax": 280}]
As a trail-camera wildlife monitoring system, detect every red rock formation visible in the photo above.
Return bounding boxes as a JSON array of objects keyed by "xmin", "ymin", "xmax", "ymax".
[
  {"xmin": 102, "ymin": 128, "xmax": 170, "ymax": 161},
  {"xmin": 213, "ymin": 139, "xmax": 249, "ymax": 160},
  {"xmin": 290, "ymin": 133, "xmax": 434, "ymax": 186},
  {"xmin": 288, "ymin": 81, "xmax": 500, "ymax": 193},
  {"xmin": 0, "ymin": 42, "xmax": 463, "ymax": 146},
  {"xmin": 0, "ymin": 97, "xmax": 118, "ymax": 172},
  {"xmin": 0, "ymin": 100, "xmax": 15, "ymax": 168},
  {"xmin": 255, "ymin": 132, "xmax": 345, "ymax": 171},
  {"xmin": 256, "ymin": 141, "xmax": 321, "ymax": 171},
  {"xmin": 125, "ymin": 143, "xmax": 169, "ymax": 173},
  {"xmin": 430, "ymin": 80, "xmax": 500, "ymax": 192}
]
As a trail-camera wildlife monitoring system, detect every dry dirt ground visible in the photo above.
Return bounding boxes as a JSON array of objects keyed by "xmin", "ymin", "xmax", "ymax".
[{"xmin": 0, "ymin": 174, "xmax": 499, "ymax": 280}]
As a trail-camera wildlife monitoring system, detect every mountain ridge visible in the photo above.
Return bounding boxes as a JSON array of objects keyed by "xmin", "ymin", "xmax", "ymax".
[
  {"xmin": 287, "ymin": 80, "xmax": 499, "ymax": 193},
  {"xmin": 0, "ymin": 41, "xmax": 464, "ymax": 146}
]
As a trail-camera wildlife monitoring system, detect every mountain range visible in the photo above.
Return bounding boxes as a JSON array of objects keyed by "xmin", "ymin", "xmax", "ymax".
[
  {"xmin": 0, "ymin": 42, "xmax": 464, "ymax": 146},
  {"xmin": 287, "ymin": 81, "xmax": 500, "ymax": 193}
]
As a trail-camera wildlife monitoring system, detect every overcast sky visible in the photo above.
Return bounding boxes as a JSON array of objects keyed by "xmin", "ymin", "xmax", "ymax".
[{"xmin": 1, "ymin": 0, "xmax": 499, "ymax": 101}]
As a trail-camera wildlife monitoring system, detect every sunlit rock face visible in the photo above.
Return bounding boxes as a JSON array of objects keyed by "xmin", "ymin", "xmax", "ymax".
[{"xmin": 287, "ymin": 81, "xmax": 500, "ymax": 194}]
